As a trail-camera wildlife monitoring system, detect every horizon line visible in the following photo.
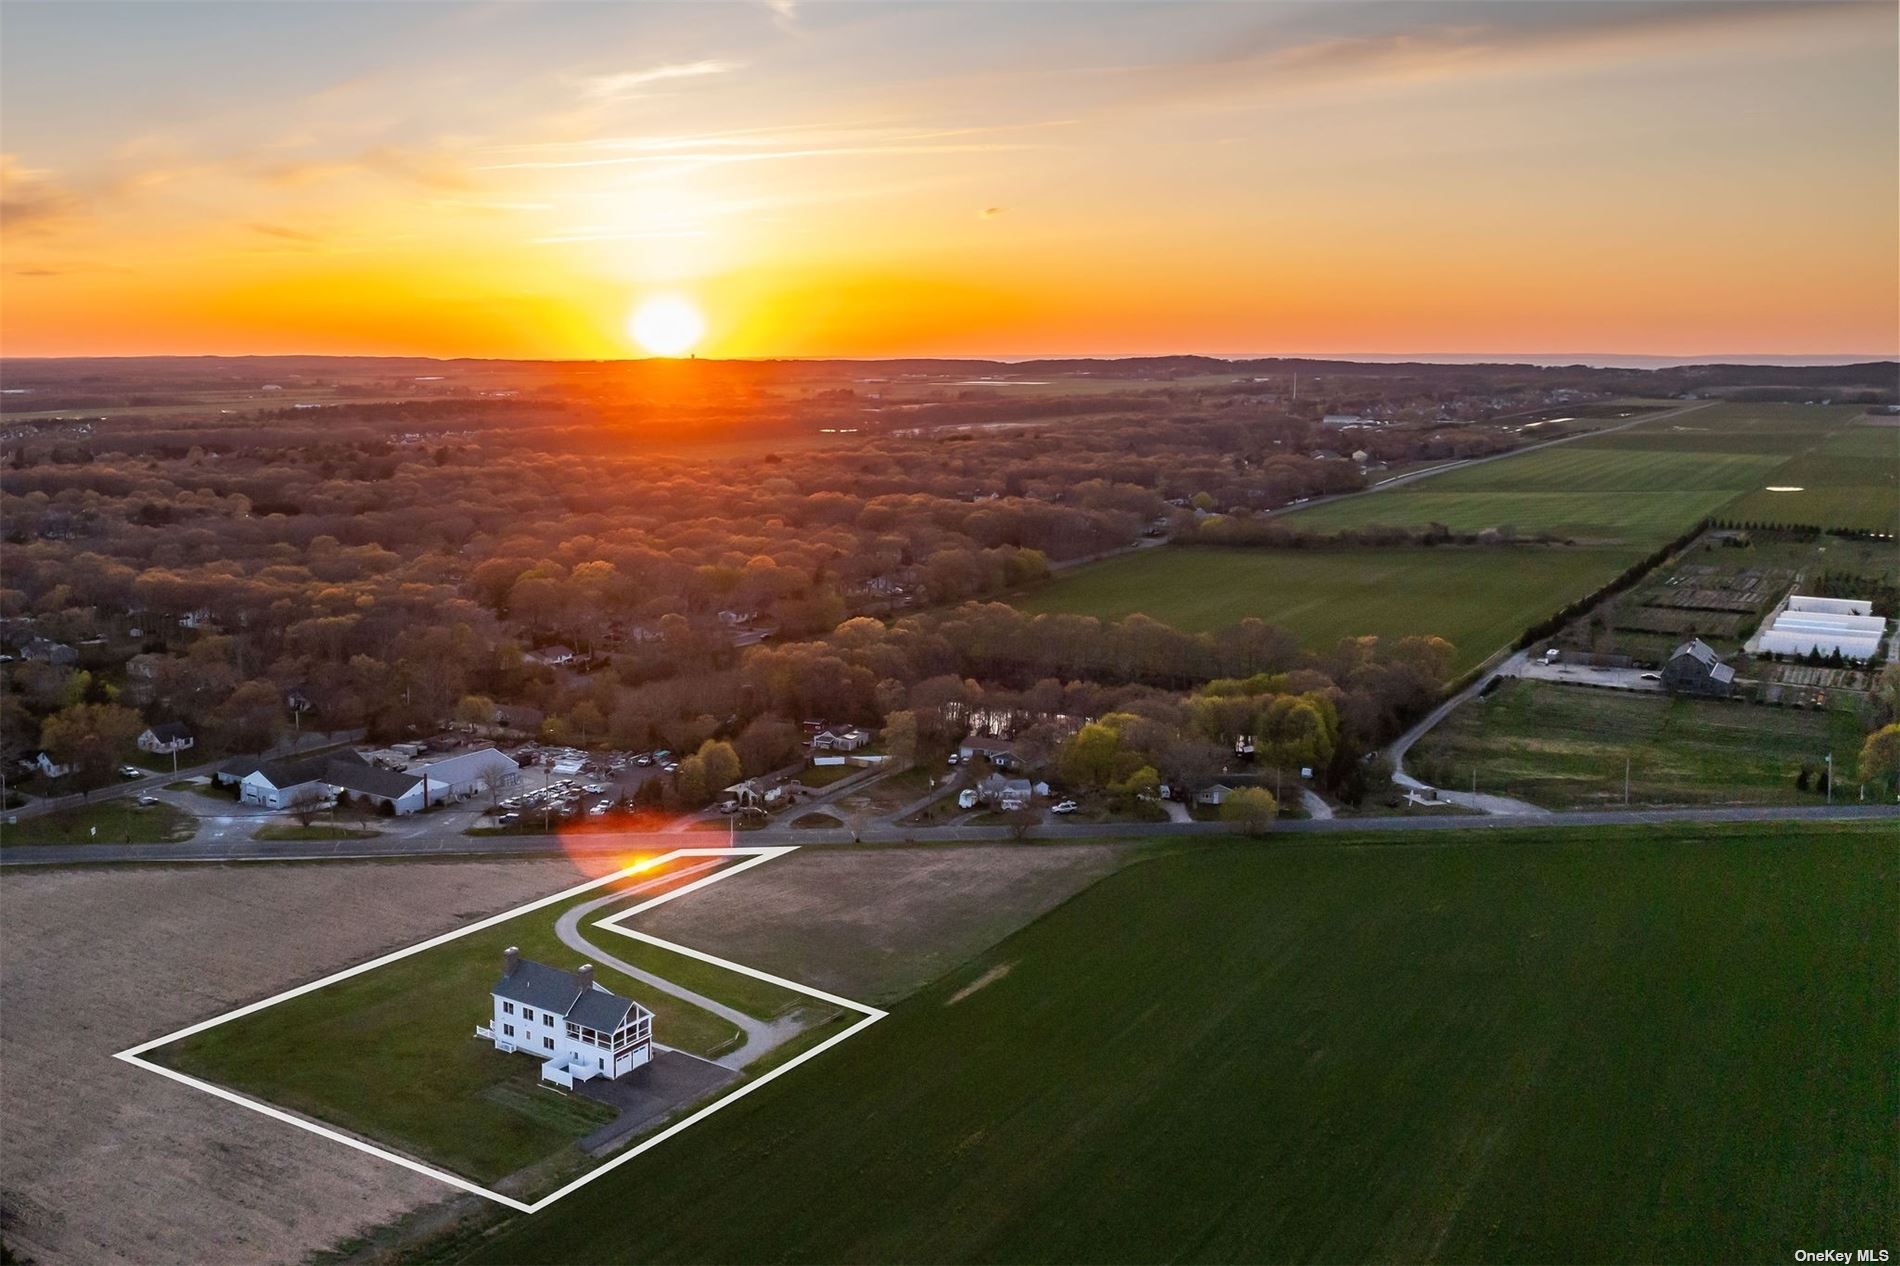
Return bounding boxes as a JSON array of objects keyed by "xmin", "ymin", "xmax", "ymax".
[{"xmin": 4, "ymin": 350, "xmax": 1896, "ymax": 368}]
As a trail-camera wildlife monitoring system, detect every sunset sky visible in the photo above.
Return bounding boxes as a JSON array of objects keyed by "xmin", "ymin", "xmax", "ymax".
[{"xmin": 2, "ymin": 0, "xmax": 1895, "ymax": 361}]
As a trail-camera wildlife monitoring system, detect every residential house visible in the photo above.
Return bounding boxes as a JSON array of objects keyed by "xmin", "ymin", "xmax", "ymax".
[
  {"xmin": 20, "ymin": 751, "xmax": 72, "ymax": 779},
  {"xmin": 527, "ymin": 644, "xmax": 576, "ymax": 667},
  {"xmin": 958, "ymin": 738, "xmax": 1023, "ymax": 769},
  {"xmin": 976, "ymin": 773, "xmax": 1035, "ymax": 811},
  {"xmin": 21, "ymin": 637, "xmax": 76, "ymax": 666},
  {"xmin": 492, "ymin": 704, "xmax": 546, "ymax": 732},
  {"xmin": 1661, "ymin": 639, "xmax": 1736, "ymax": 697},
  {"xmin": 1195, "ymin": 783, "xmax": 1238, "ymax": 807},
  {"xmin": 137, "ymin": 722, "xmax": 195, "ymax": 755},
  {"xmin": 812, "ymin": 726, "xmax": 871, "ymax": 753},
  {"xmin": 481, "ymin": 948, "xmax": 654, "ymax": 1088}
]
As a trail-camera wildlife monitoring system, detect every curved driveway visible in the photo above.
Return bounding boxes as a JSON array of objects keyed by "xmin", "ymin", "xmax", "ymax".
[{"xmin": 553, "ymin": 870, "xmax": 812, "ymax": 1070}]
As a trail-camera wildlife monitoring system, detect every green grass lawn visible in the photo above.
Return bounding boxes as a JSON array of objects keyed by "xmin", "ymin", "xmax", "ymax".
[
  {"xmin": 1017, "ymin": 544, "xmax": 1639, "ymax": 672},
  {"xmin": 2, "ymin": 798, "xmax": 198, "ymax": 846},
  {"xmin": 1411, "ymin": 680, "xmax": 1868, "ymax": 809},
  {"xmin": 589, "ymin": 935, "xmax": 813, "ymax": 1022},
  {"xmin": 156, "ymin": 864, "xmax": 756, "ymax": 1186},
  {"xmin": 470, "ymin": 822, "xmax": 1897, "ymax": 1265}
]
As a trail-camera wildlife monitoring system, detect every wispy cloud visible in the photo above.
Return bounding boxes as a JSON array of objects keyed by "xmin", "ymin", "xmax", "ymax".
[
  {"xmin": 577, "ymin": 59, "xmax": 740, "ymax": 101},
  {"xmin": 1107, "ymin": 0, "xmax": 1878, "ymax": 113},
  {"xmin": 481, "ymin": 121, "xmax": 1067, "ymax": 172},
  {"xmin": 249, "ymin": 143, "xmax": 471, "ymax": 191},
  {"xmin": 249, "ymin": 221, "xmax": 323, "ymax": 244},
  {"xmin": 0, "ymin": 155, "xmax": 83, "ymax": 234}
]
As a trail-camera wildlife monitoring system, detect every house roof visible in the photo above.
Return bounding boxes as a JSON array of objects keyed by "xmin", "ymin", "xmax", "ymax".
[
  {"xmin": 1671, "ymin": 638, "xmax": 1721, "ymax": 668},
  {"xmin": 145, "ymin": 721, "xmax": 192, "ymax": 742},
  {"xmin": 493, "ymin": 958, "xmax": 648, "ymax": 1031}
]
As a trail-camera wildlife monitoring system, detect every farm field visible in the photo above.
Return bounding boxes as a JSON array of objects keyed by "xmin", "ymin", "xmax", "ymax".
[
  {"xmin": 1718, "ymin": 419, "xmax": 1899, "ymax": 534},
  {"xmin": 470, "ymin": 822, "xmax": 1898, "ymax": 1265},
  {"xmin": 1016, "ymin": 544, "xmax": 1639, "ymax": 672},
  {"xmin": 0, "ymin": 857, "xmax": 596, "ymax": 1266},
  {"xmin": 1409, "ymin": 679, "xmax": 1867, "ymax": 809},
  {"xmin": 155, "ymin": 858, "xmax": 762, "ymax": 1188},
  {"xmin": 1286, "ymin": 403, "xmax": 1886, "ymax": 543}
]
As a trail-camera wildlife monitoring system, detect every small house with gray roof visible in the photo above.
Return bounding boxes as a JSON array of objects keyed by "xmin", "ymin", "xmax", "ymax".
[{"xmin": 480, "ymin": 947, "xmax": 654, "ymax": 1086}]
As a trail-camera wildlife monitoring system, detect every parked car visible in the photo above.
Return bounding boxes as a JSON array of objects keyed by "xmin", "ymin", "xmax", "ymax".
[
  {"xmin": 946, "ymin": 753, "xmax": 960, "ymax": 765},
  {"xmin": 119, "ymin": 765, "xmax": 144, "ymax": 779},
  {"xmin": 635, "ymin": 754, "xmax": 654, "ymax": 767},
  {"xmin": 136, "ymin": 794, "xmax": 161, "ymax": 806},
  {"xmin": 1051, "ymin": 800, "xmax": 1079, "ymax": 814},
  {"xmin": 717, "ymin": 799, "xmax": 739, "ymax": 814},
  {"xmin": 1640, "ymin": 671, "xmax": 1662, "ymax": 681},
  {"xmin": 957, "ymin": 788, "xmax": 979, "ymax": 809},
  {"xmin": 497, "ymin": 812, "xmax": 519, "ymax": 825}
]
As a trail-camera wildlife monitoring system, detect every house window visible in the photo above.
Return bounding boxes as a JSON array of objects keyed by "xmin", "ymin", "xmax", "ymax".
[
  {"xmin": 543, "ymin": 1036, "xmax": 554, "ymax": 1051},
  {"xmin": 598, "ymin": 1056, "xmax": 604, "ymax": 1069},
  {"xmin": 502, "ymin": 1023, "xmax": 515, "ymax": 1038},
  {"xmin": 543, "ymin": 1011, "xmax": 556, "ymax": 1025},
  {"xmin": 502, "ymin": 1001, "xmax": 514, "ymax": 1016}
]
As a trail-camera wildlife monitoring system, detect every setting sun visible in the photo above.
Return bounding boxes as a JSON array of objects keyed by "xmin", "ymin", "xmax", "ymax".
[{"xmin": 628, "ymin": 296, "xmax": 706, "ymax": 358}]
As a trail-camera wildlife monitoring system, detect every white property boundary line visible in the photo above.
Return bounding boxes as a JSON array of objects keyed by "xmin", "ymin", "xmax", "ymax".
[{"xmin": 114, "ymin": 846, "xmax": 887, "ymax": 1215}]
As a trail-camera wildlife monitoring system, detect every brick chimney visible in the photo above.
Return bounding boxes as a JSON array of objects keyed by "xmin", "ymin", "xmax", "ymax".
[
  {"xmin": 503, "ymin": 946, "xmax": 520, "ymax": 977},
  {"xmin": 577, "ymin": 963, "xmax": 595, "ymax": 992}
]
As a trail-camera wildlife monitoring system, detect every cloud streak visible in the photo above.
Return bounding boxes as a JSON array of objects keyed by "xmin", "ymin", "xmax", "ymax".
[{"xmin": 578, "ymin": 59, "xmax": 740, "ymax": 101}]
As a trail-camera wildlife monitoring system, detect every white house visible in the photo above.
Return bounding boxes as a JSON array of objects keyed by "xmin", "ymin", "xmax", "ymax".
[
  {"xmin": 137, "ymin": 722, "xmax": 195, "ymax": 755},
  {"xmin": 21, "ymin": 750, "xmax": 71, "ymax": 779},
  {"xmin": 976, "ymin": 773, "xmax": 1034, "ymax": 810},
  {"xmin": 527, "ymin": 644, "xmax": 576, "ymax": 667},
  {"xmin": 812, "ymin": 726, "xmax": 871, "ymax": 752},
  {"xmin": 480, "ymin": 948, "xmax": 654, "ymax": 1088}
]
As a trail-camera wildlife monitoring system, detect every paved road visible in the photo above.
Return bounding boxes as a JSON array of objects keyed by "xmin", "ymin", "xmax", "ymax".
[
  {"xmin": 5, "ymin": 802, "xmax": 1892, "ymax": 867},
  {"xmin": 1383, "ymin": 649, "xmax": 1549, "ymax": 815},
  {"xmin": 1262, "ymin": 400, "xmax": 1713, "ymax": 523},
  {"xmin": 552, "ymin": 866, "xmax": 810, "ymax": 1070},
  {"xmin": 4, "ymin": 729, "xmax": 364, "ymax": 821}
]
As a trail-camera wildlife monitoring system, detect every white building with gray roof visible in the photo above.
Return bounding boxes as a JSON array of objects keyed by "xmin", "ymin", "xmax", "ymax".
[{"xmin": 481, "ymin": 947, "xmax": 654, "ymax": 1087}]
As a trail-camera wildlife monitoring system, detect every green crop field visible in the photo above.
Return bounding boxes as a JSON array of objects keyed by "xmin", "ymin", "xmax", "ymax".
[
  {"xmin": 1016, "ymin": 544, "xmax": 1639, "ymax": 672},
  {"xmin": 1287, "ymin": 403, "xmax": 1888, "ymax": 543},
  {"xmin": 1718, "ymin": 420, "xmax": 1899, "ymax": 534},
  {"xmin": 155, "ymin": 864, "xmax": 772, "ymax": 1187},
  {"xmin": 1410, "ymin": 680, "xmax": 1869, "ymax": 809},
  {"xmin": 470, "ymin": 823, "xmax": 1897, "ymax": 1265}
]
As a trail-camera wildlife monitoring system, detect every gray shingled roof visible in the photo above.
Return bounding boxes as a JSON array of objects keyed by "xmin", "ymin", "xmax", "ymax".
[
  {"xmin": 493, "ymin": 958, "xmax": 647, "ymax": 1032},
  {"xmin": 146, "ymin": 721, "xmax": 193, "ymax": 742},
  {"xmin": 1672, "ymin": 638, "xmax": 1720, "ymax": 667}
]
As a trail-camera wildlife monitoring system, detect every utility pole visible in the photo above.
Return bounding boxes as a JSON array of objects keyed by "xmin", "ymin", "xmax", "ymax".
[
  {"xmin": 1825, "ymin": 752, "xmax": 1832, "ymax": 804},
  {"xmin": 1624, "ymin": 755, "xmax": 1630, "ymax": 806}
]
